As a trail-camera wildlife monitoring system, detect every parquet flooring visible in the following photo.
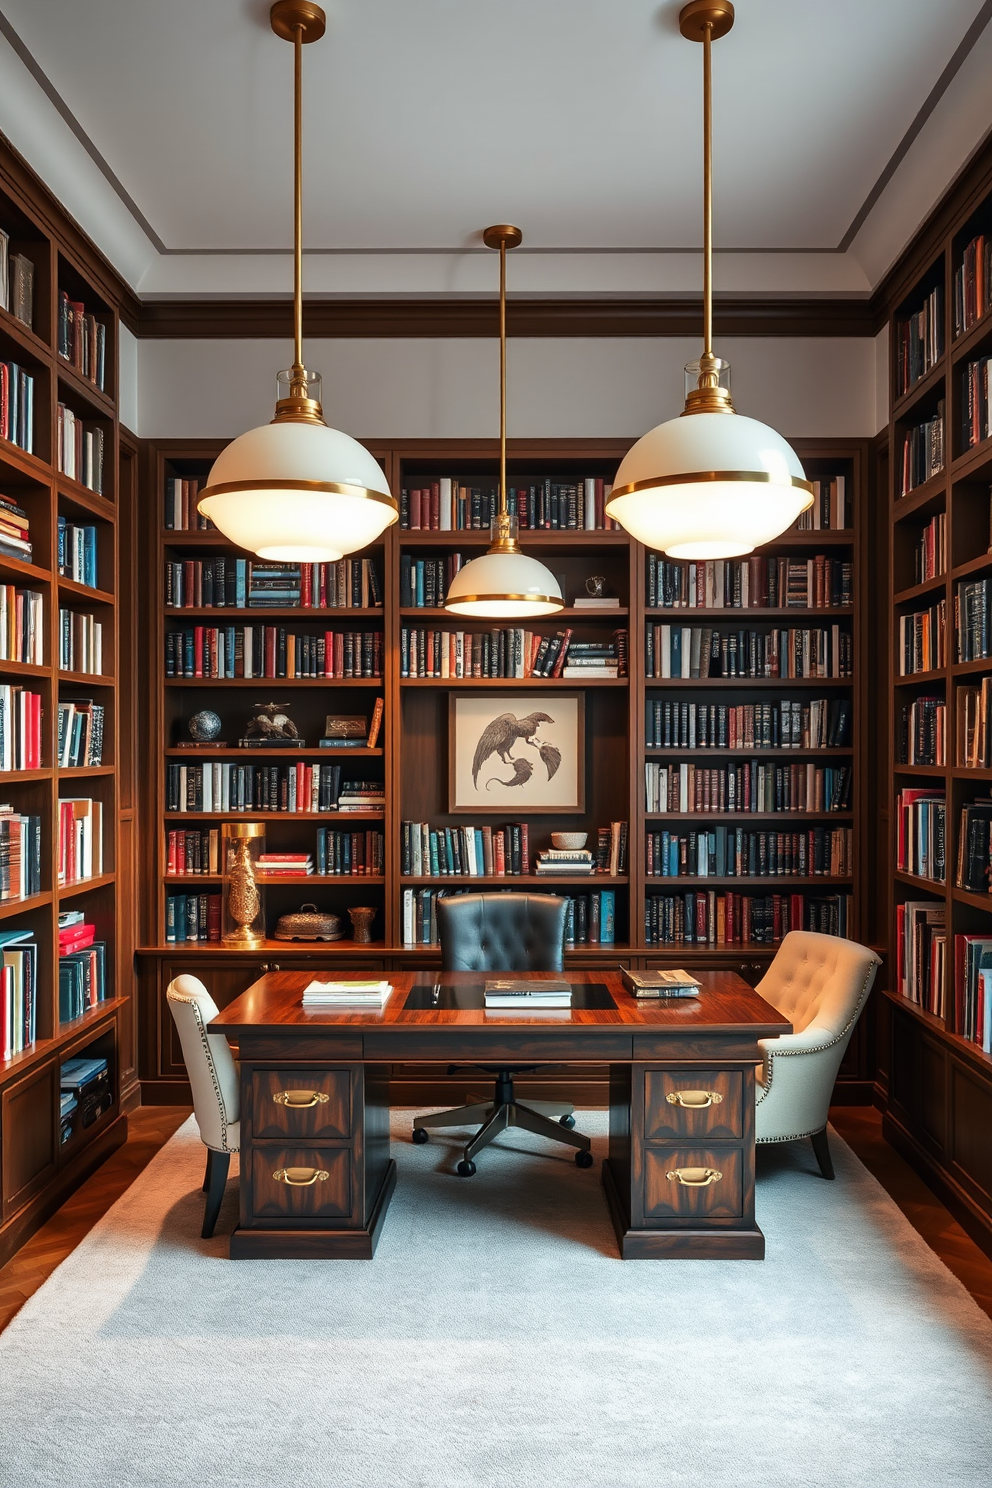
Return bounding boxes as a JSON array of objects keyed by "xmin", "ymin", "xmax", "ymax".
[{"xmin": 1, "ymin": 1103, "xmax": 990, "ymax": 1334}]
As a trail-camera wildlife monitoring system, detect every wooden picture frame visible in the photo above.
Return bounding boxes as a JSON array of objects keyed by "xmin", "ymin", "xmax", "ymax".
[{"xmin": 448, "ymin": 692, "xmax": 586, "ymax": 814}]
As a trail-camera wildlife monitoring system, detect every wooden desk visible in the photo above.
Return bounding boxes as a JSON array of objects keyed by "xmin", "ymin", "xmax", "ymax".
[{"xmin": 210, "ymin": 970, "xmax": 790, "ymax": 1261}]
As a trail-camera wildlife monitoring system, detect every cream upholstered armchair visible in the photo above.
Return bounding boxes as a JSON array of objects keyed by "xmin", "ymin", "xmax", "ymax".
[
  {"xmin": 754, "ymin": 931, "xmax": 880, "ymax": 1179},
  {"xmin": 166, "ymin": 975, "xmax": 240, "ymax": 1237}
]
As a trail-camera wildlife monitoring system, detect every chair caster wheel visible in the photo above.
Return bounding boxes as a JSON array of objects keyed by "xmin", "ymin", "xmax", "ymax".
[
  {"xmin": 574, "ymin": 1150, "xmax": 594, "ymax": 1168},
  {"xmin": 456, "ymin": 1159, "xmax": 477, "ymax": 1177},
  {"xmin": 559, "ymin": 1114, "xmax": 576, "ymax": 1129},
  {"xmin": 411, "ymin": 1128, "xmax": 429, "ymax": 1144}
]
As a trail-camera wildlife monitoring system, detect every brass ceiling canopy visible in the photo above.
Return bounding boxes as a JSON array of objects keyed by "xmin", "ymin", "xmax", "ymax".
[
  {"xmin": 678, "ymin": 0, "xmax": 735, "ymax": 44},
  {"xmin": 270, "ymin": 1, "xmax": 326, "ymax": 45}
]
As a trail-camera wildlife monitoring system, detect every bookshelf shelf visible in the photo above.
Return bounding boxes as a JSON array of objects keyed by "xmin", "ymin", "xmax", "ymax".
[
  {"xmin": 891, "ymin": 360, "xmax": 946, "ymax": 421},
  {"xmin": 644, "ymin": 676, "xmax": 850, "ymax": 689},
  {"xmin": 54, "ymin": 478, "xmax": 114, "ymax": 519},
  {"xmin": 644, "ymin": 746, "xmax": 854, "ymax": 758},
  {"xmin": 893, "ymin": 668, "xmax": 946, "ymax": 686},
  {"xmin": 0, "ymin": 659, "xmax": 50, "ymax": 679},
  {"xmin": 58, "ymin": 577, "xmax": 115, "ymax": 605},
  {"xmin": 163, "ymin": 746, "xmax": 385, "ymax": 759},
  {"xmin": 58, "ymin": 872, "xmax": 117, "ymax": 898},
  {"xmin": 646, "ymin": 811, "xmax": 853, "ymax": 822},
  {"xmin": 399, "ymin": 874, "xmax": 630, "ymax": 887},
  {"xmin": 58, "ymin": 670, "xmax": 115, "ymax": 686},
  {"xmin": 643, "ymin": 876, "xmax": 854, "ymax": 888},
  {"xmin": 399, "ymin": 676, "xmax": 629, "ymax": 688},
  {"xmin": 892, "ymin": 475, "xmax": 947, "ymax": 522},
  {"xmin": 55, "ymin": 363, "xmax": 115, "ymax": 419},
  {"xmin": 644, "ymin": 606, "xmax": 853, "ymax": 619},
  {"xmin": 162, "ymin": 811, "xmax": 385, "ymax": 822},
  {"xmin": 163, "ymin": 607, "xmax": 383, "ymax": 620},
  {"xmin": 164, "ymin": 676, "xmax": 383, "ymax": 688},
  {"xmin": 0, "ymin": 891, "xmax": 53, "ymax": 920},
  {"xmin": 0, "ymin": 554, "xmax": 52, "ymax": 584},
  {"xmin": 398, "ymin": 530, "xmax": 630, "ymax": 547},
  {"xmin": 894, "ymin": 576, "xmax": 946, "ymax": 604}
]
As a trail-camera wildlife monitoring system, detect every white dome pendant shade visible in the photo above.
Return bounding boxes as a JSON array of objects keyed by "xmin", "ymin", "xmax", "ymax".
[
  {"xmin": 606, "ymin": 0, "xmax": 812, "ymax": 559},
  {"xmin": 196, "ymin": 2, "xmax": 398, "ymax": 562},
  {"xmin": 444, "ymin": 225, "xmax": 563, "ymax": 620}
]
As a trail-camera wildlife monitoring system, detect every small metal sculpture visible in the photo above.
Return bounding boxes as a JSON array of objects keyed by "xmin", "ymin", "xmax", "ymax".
[{"xmin": 244, "ymin": 702, "xmax": 299, "ymax": 741}]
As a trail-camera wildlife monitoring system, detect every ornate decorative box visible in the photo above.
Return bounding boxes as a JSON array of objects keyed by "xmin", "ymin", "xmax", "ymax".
[{"xmin": 272, "ymin": 905, "xmax": 344, "ymax": 942}]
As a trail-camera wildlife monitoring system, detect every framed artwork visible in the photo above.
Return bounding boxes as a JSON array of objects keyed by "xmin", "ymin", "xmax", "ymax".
[{"xmin": 448, "ymin": 692, "xmax": 585, "ymax": 814}]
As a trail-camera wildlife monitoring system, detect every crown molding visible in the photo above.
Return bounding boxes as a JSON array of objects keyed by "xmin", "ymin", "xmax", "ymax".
[{"xmin": 134, "ymin": 295, "xmax": 878, "ymax": 340}]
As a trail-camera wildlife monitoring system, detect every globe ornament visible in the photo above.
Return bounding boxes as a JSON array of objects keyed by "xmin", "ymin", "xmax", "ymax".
[{"xmin": 188, "ymin": 709, "xmax": 223, "ymax": 744}]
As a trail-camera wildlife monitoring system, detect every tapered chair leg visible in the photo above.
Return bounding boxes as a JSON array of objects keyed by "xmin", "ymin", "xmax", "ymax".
[
  {"xmin": 201, "ymin": 1152, "xmax": 211, "ymax": 1192},
  {"xmin": 202, "ymin": 1149, "xmax": 231, "ymax": 1237},
  {"xmin": 810, "ymin": 1126, "xmax": 834, "ymax": 1180}
]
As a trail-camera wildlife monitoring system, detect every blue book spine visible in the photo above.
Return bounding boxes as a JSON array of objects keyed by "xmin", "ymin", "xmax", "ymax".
[
  {"xmin": 600, "ymin": 891, "xmax": 615, "ymax": 944},
  {"xmin": 57, "ymin": 514, "xmax": 66, "ymax": 574},
  {"xmin": 235, "ymin": 559, "xmax": 247, "ymax": 608},
  {"xmin": 316, "ymin": 827, "xmax": 327, "ymax": 875},
  {"xmin": 415, "ymin": 562, "xmax": 425, "ymax": 607},
  {"xmin": 429, "ymin": 830, "xmax": 440, "ymax": 878},
  {"xmin": 83, "ymin": 525, "xmax": 97, "ymax": 588}
]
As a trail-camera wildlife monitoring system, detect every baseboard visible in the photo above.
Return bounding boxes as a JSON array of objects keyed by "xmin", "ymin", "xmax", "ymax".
[
  {"xmin": 138, "ymin": 1079, "xmax": 192, "ymax": 1105},
  {"xmin": 831, "ymin": 1080, "xmax": 875, "ymax": 1106},
  {"xmin": 121, "ymin": 1076, "xmax": 142, "ymax": 1114},
  {"xmin": 882, "ymin": 1109, "xmax": 992, "ymax": 1263}
]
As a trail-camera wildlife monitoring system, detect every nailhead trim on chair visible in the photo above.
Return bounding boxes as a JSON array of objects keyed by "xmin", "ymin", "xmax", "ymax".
[
  {"xmin": 166, "ymin": 986, "xmax": 240, "ymax": 1154},
  {"xmin": 754, "ymin": 955, "xmax": 880, "ymax": 1145}
]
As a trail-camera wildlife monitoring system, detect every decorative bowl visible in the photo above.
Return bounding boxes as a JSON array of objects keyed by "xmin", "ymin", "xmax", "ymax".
[{"xmin": 551, "ymin": 832, "xmax": 588, "ymax": 850}]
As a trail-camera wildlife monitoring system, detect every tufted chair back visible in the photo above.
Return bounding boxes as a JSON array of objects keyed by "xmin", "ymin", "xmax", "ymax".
[
  {"xmin": 438, "ymin": 893, "xmax": 567, "ymax": 973},
  {"xmin": 166, "ymin": 975, "xmax": 240, "ymax": 1152}
]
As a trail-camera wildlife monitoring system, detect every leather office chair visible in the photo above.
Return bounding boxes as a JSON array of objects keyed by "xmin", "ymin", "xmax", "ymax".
[
  {"xmin": 166, "ymin": 975, "xmax": 240, "ymax": 1236},
  {"xmin": 411, "ymin": 893, "xmax": 593, "ymax": 1175},
  {"xmin": 754, "ymin": 931, "xmax": 881, "ymax": 1177}
]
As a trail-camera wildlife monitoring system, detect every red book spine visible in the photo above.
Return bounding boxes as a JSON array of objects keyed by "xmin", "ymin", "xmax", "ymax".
[
  {"xmin": 265, "ymin": 627, "xmax": 277, "ymax": 678},
  {"xmin": 410, "ymin": 488, "xmax": 422, "ymax": 530},
  {"xmin": 551, "ymin": 628, "xmax": 573, "ymax": 678},
  {"xmin": 193, "ymin": 625, "xmax": 204, "ymax": 678}
]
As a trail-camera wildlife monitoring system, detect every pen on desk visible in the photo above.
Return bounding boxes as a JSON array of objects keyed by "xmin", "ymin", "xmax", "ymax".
[{"xmin": 432, "ymin": 981, "xmax": 441, "ymax": 1005}]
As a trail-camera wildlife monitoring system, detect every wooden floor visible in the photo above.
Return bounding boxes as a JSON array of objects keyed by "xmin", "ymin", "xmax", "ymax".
[{"xmin": 0, "ymin": 1103, "xmax": 990, "ymax": 1333}]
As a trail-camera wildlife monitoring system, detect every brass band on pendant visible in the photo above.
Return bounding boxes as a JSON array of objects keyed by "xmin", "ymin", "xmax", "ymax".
[
  {"xmin": 445, "ymin": 592, "xmax": 564, "ymax": 608},
  {"xmin": 606, "ymin": 470, "xmax": 815, "ymax": 502},
  {"xmin": 197, "ymin": 477, "xmax": 399, "ymax": 514}
]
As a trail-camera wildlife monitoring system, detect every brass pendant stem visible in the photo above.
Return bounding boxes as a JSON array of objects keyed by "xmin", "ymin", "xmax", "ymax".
[
  {"xmin": 292, "ymin": 21, "xmax": 305, "ymax": 385},
  {"xmin": 702, "ymin": 20, "xmax": 713, "ymax": 366},
  {"xmin": 499, "ymin": 235, "xmax": 507, "ymax": 523}
]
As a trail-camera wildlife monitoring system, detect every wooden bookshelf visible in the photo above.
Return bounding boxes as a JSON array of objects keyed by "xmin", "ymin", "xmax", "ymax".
[
  {"xmin": 0, "ymin": 151, "xmax": 130, "ymax": 1267},
  {"xmin": 884, "ymin": 167, "xmax": 992, "ymax": 1255},
  {"xmin": 136, "ymin": 435, "xmax": 870, "ymax": 1105}
]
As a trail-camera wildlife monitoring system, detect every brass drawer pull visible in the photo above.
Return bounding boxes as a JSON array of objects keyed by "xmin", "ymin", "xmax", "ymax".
[
  {"xmin": 273, "ymin": 1090, "xmax": 330, "ymax": 1109},
  {"xmin": 273, "ymin": 1166, "xmax": 329, "ymax": 1187},
  {"xmin": 665, "ymin": 1090, "xmax": 723, "ymax": 1109},
  {"xmin": 666, "ymin": 1166, "xmax": 722, "ymax": 1187}
]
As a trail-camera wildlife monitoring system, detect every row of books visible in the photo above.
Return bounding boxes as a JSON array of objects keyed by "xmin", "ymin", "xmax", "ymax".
[
  {"xmin": 645, "ymin": 624, "xmax": 852, "ymax": 681},
  {"xmin": 895, "ymin": 788, "xmax": 945, "ymax": 883},
  {"xmin": 0, "ymin": 684, "xmax": 42, "ymax": 770},
  {"xmin": 0, "ymin": 362, "xmax": 34, "ymax": 453},
  {"xmin": 958, "ymin": 681, "xmax": 992, "ymax": 767},
  {"xmin": 0, "ymin": 496, "xmax": 31, "ymax": 563},
  {"xmin": 901, "ymin": 696, "xmax": 945, "ymax": 767},
  {"xmin": 897, "ymin": 900, "xmax": 945, "ymax": 1019},
  {"xmin": 165, "ymin": 826, "xmax": 385, "ymax": 877},
  {"xmin": 0, "ymin": 585, "xmax": 43, "ymax": 664},
  {"xmin": 915, "ymin": 512, "xmax": 945, "ymax": 584},
  {"xmin": 896, "ymin": 284, "xmax": 943, "ymax": 397},
  {"xmin": 1, "ymin": 927, "xmax": 37, "ymax": 1057},
  {"xmin": 400, "ymin": 886, "xmax": 617, "ymax": 946},
  {"xmin": 898, "ymin": 599, "xmax": 946, "ymax": 675},
  {"xmin": 399, "ymin": 478, "xmax": 616, "ymax": 532},
  {"xmin": 164, "ymin": 477, "xmax": 211, "ymax": 531},
  {"xmin": 952, "ymin": 933, "xmax": 992, "ymax": 1050},
  {"xmin": 645, "ymin": 697, "xmax": 851, "ymax": 750},
  {"xmin": 57, "ymin": 700, "xmax": 104, "ymax": 768},
  {"xmin": 0, "ymin": 806, "xmax": 42, "ymax": 900},
  {"xmin": 400, "ymin": 626, "xmax": 627, "ymax": 680},
  {"xmin": 59, "ymin": 609, "xmax": 103, "ymax": 675},
  {"xmin": 644, "ymin": 760, "xmax": 852, "ymax": 815},
  {"xmin": 164, "ymin": 557, "xmax": 383, "ymax": 610},
  {"xmin": 0, "ymin": 233, "xmax": 33, "ymax": 328},
  {"xmin": 164, "ymin": 627, "xmax": 383, "ymax": 680},
  {"xmin": 645, "ymin": 554, "xmax": 853, "ymax": 611},
  {"xmin": 400, "ymin": 821, "xmax": 627, "ymax": 879},
  {"xmin": 57, "ymin": 518, "xmax": 99, "ymax": 589},
  {"xmin": 899, "ymin": 404, "xmax": 944, "ymax": 497},
  {"xmin": 165, "ymin": 893, "xmax": 221, "ymax": 943},
  {"xmin": 165, "ymin": 762, "xmax": 383, "ymax": 814},
  {"xmin": 953, "ymin": 234, "xmax": 992, "ymax": 340},
  {"xmin": 644, "ymin": 825, "xmax": 853, "ymax": 880},
  {"xmin": 644, "ymin": 891, "xmax": 851, "ymax": 946},
  {"xmin": 57, "ymin": 292, "xmax": 107, "ymax": 390},
  {"xmin": 795, "ymin": 476, "xmax": 851, "ymax": 531},
  {"xmin": 955, "ymin": 578, "xmax": 992, "ymax": 662},
  {"xmin": 58, "ymin": 918, "xmax": 108, "ymax": 1023},
  {"xmin": 57, "ymin": 797, "xmax": 103, "ymax": 885},
  {"xmin": 57, "ymin": 405, "xmax": 105, "ymax": 495},
  {"xmin": 955, "ymin": 798, "xmax": 992, "ymax": 893},
  {"xmin": 400, "ymin": 553, "xmax": 463, "ymax": 608},
  {"xmin": 960, "ymin": 356, "xmax": 992, "ymax": 452}
]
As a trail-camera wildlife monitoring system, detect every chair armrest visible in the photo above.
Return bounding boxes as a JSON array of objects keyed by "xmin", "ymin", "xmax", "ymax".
[{"xmin": 755, "ymin": 1025, "xmax": 852, "ymax": 1143}]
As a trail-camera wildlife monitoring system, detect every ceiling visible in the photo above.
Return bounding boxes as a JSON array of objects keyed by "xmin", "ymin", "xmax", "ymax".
[{"xmin": 0, "ymin": 0, "xmax": 990, "ymax": 299}]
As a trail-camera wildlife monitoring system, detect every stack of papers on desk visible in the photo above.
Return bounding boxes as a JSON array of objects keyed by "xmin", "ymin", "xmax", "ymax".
[
  {"xmin": 303, "ymin": 979, "xmax": 392, "ymax": 1008},
  {"xmin": 484, "ymin": 978, "xmax": 572, "ymax": 1009}
]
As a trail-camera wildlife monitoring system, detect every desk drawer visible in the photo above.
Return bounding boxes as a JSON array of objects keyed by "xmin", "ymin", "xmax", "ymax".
[
  {"xmin": 642, "ymin": 1146, "xmax": 743, "ymax": 1220},
  {"xmin": 251, "ymin": 1069, "xmax": 353, "ymax": 1140},
  {"xmin": 250, "ymin": 1146, "xmax": 353, "ymax": 1222},
  {"xmin": 644, "ymin": 1070, "xmax": 743, "ymax": 1141}
]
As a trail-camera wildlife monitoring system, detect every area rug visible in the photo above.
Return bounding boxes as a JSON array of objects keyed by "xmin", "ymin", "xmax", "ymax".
[{"xmin": 1, "ymin": 1113, "xmax": 991, "ymax": 1488}]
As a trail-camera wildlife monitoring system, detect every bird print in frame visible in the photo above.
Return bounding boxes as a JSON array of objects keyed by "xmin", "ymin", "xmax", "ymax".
[{"xmin": 448, "ymin": 693, "xmax": 585, "ymax": 812}]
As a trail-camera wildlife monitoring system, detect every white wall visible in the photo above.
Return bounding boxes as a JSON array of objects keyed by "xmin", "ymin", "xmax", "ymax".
[
  {"xmin": 136, "ymin": 334, "xmax": 880, "ymax": 443},
  {"xmin": 118, "ymin": 323, "xmax": 139, "ymax": 435}
]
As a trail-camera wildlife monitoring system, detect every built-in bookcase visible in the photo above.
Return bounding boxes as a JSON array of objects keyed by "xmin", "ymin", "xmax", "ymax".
[
  {"xmin": 0, "ymin": 155, "xmax": 128, "ymax": 1268},
  {"xmin": 885, "ymin": 165, "xmax": 992, "ymax": 1254},
  {"xmin": 138, "ymin": 435, "xmax": 869, "ymax": 1105}
]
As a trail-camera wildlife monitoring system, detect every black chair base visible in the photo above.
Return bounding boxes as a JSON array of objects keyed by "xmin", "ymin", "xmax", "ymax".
[
  {"xmin": 413, "ymin": 1068, "xmax": 592, "ymax": 1175},
  {"xmin": 201, "ymin": 1148, "xmax": 231, "ymax": 1237},
  {"xmin": 810, "ymin": 1126, "xmax": 834, "ymax": 1180}
]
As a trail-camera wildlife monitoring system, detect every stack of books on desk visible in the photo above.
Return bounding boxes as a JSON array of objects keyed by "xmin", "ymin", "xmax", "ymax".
[
  {"xmin": 302, "ymin": 979, "xmax": 392, "ymax": 1008},
  {"xmin": 484, "ymin": 978, "xmax": 572, "ymax": 1009},
  {"xmin": 534, "ymin": 847, "xmax": 595, "ymax": 876},
  {"xmin": 620, "ymin": 968, "xmax": 701, "ymax": 999}
]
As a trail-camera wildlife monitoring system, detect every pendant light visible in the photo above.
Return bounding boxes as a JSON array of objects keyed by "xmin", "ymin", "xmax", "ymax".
[
  {"xmin": 606, "ymin": 0, "xmax": 813, "ymax": 559},
  {"xmin": 197, "ymin": 2, "xmax": 398, "ymax": 561},
  {"xmin": 444, "ymin": 226, "xmax": 564, "ymax": 618}
]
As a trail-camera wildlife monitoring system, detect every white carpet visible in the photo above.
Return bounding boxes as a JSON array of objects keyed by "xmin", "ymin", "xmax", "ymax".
[{"xmin": 1, "ymin": 1113, "xmax": 991, "ymax": 1488}]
